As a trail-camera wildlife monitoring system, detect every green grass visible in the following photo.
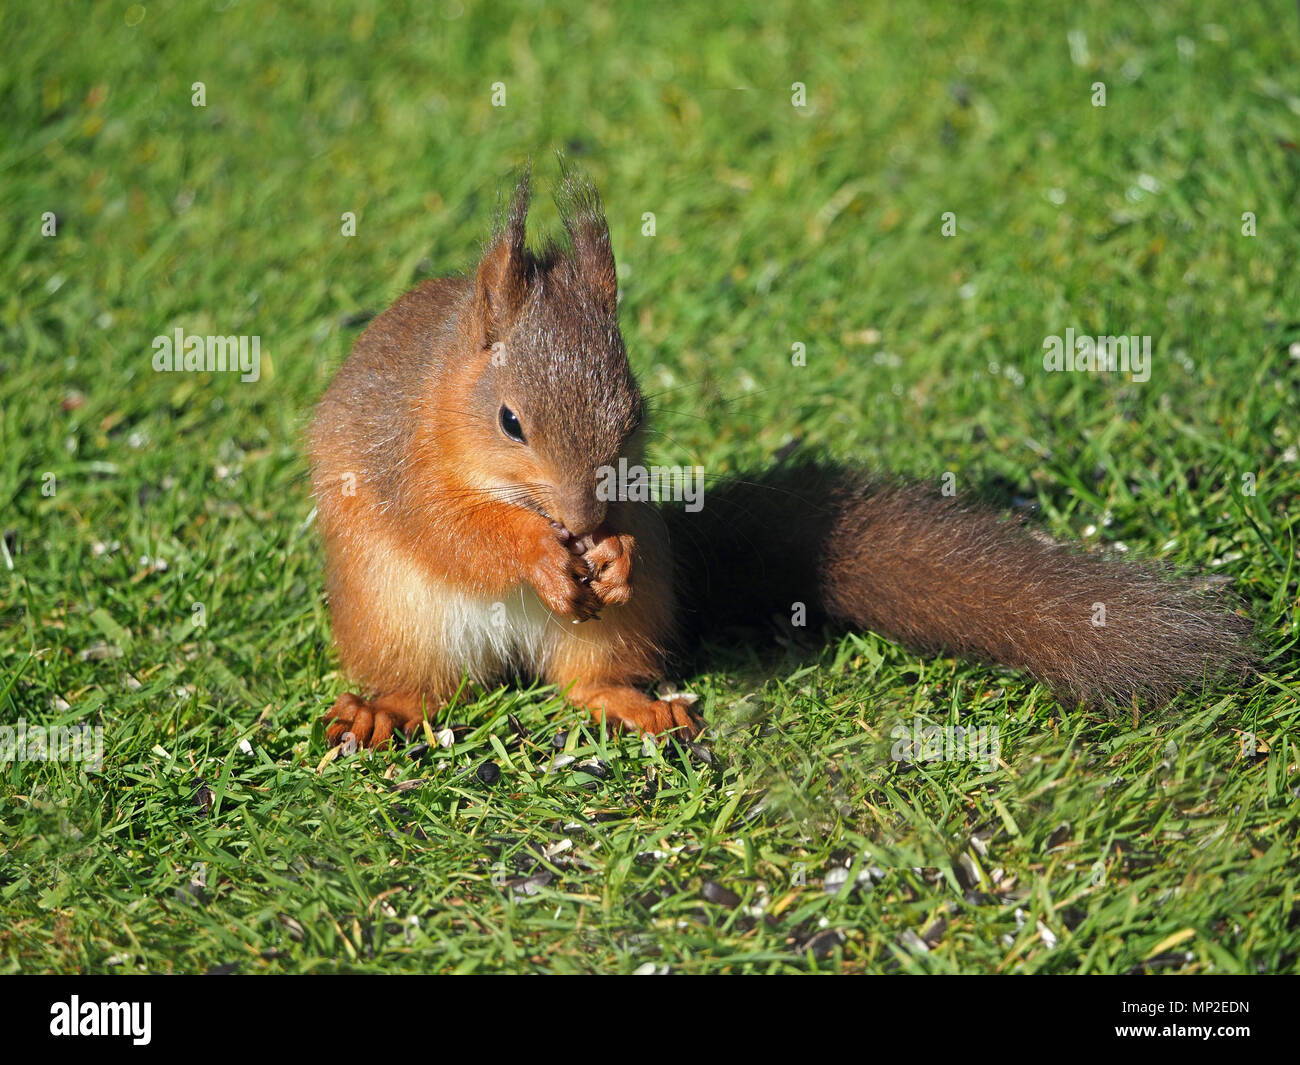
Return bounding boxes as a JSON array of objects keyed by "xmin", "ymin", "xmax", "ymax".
[{"xmin": 2, "ymin": 0, "xmax": 1298, "ymax": 973}]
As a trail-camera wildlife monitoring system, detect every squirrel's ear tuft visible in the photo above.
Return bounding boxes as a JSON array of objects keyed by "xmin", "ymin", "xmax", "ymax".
[
  {"xmin": 555, "ymin": 168, "xmax": 617, "ymax": 315},
  {"xmin": 474, "ymin": 169, "xmax": 532, "ymax": 347}
]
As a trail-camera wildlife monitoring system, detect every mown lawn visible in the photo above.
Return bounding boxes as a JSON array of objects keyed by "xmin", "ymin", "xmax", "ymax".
[{"xmin": 1, "ymin": 0, "xmax": 1297, "ymax": 973}]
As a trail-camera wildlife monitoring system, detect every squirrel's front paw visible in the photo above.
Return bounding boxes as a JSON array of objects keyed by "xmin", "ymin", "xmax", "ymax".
[
  {"xmin": 580, "ymin": 529, "xmax": 635, "ymax": 606},
  {"xmin": 529, "ymin": 533, "xmax": 603, "ymax": 621}
]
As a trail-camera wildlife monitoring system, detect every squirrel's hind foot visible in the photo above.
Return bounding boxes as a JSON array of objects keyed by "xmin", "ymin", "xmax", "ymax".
[
  {"xmin": 568, "ymin": 683, "xmax": 703, "ymax": 740},
  {"xmin": 324, "ymin": 690, "xmax": 429, "ymax": 749}
]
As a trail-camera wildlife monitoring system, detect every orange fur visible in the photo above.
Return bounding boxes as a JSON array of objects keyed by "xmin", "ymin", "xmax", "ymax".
[{"xmin": 309, "ymin": 176, "xmax": 677, "ymax": 743}]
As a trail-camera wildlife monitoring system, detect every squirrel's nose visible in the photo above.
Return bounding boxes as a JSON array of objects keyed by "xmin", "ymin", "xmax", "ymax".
[{"xmin": 556, "ymin": 495, "xmax": 607, "ymax": 540}]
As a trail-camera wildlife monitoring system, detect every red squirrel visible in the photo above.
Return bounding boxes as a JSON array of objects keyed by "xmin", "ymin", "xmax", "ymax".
[{"xmin": 308, "ymin": 170, "xmax": 1252, "ymax": 748}]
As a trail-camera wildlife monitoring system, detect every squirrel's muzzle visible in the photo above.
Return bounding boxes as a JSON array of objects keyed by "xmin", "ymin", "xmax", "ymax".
[{"xmin": 553, "ymin": 493, "xmax": 607, "ymax": 540}]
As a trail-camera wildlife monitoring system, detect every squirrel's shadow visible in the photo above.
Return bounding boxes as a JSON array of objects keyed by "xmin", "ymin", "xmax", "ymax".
[{"xmin": 652, "ymin": 462, "xmax": 1267, "ymax": 735}]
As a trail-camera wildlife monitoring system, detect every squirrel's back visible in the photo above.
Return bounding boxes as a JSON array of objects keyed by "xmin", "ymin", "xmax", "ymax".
[{"xmin": 310, "ymin": 278, "xmax": 470, "ymax": 502}]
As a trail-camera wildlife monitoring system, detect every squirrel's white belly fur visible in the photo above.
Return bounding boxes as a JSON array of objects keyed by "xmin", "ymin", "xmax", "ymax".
[
  {"xmin": 438, "ymin": 580, "xmax": 556, "ymax": 682},
  {"xmin": 377, "ymin": 549, "xmax": 555, "ymax": 684}
]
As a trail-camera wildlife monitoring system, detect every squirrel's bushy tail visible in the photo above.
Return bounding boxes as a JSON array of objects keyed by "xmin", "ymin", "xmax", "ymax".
[{"xmin": 668, "ymin": 464, "xmax": 1252, "ymax": 704}]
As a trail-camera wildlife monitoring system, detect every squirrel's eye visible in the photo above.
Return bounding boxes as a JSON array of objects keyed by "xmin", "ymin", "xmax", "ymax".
[{"xmin": 499, "ymin": 405, "xmax": 526, "ymax": 444}]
